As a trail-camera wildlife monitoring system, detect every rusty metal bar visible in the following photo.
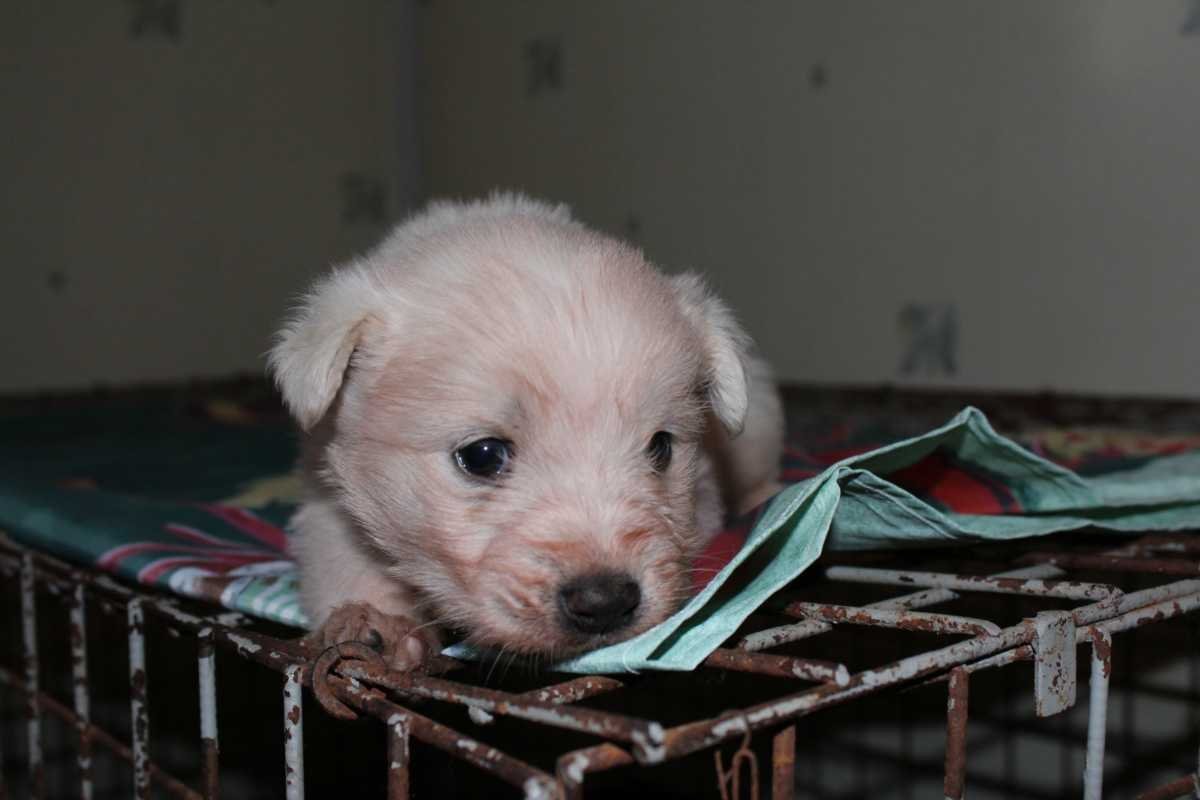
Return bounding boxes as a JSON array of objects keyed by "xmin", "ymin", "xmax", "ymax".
[
  {"xmin": 771, "ymin": 725, "xmax": 795, "ymax": 800},
  {"xmin": 824, "ymin": 565, "xmax": 1121, "ymax": 601},
  {"xmin": 518, "ymin": 676, "xmax": 624, "ymax": 705},
  {"xmin": 328, "ymin": 673, "xmax": 559, "ymax": 796},
  {"xmin": 704, "ymin": 647, "xmax": 850, "ymax": 686},
  {"xmin": 1033, "ymin": 610, "xmax": 1077, "ymax": 717},
  {"xmin": 198, "ymin": 634, "xmax": 219, "ymax": 800},
  {"xmin": 1083, "ymin": 628, "xmax": 1112, "ymax": 800},
  {"xmin": 284, "ymin": 664, "xmax": 305, "ymax": 800},
  {"xmin": 1023, "ymin": 552, "xmax": 1200, "ymax": 577},
  {"xmin": 20, "ymin": 553, "xmax": 45, "ymax": 799},
  {"xmin": 1, "ymin": 543, "xmax": 311, "ymax": 674},
  {"xmin": 1074, "ymin": 579, "xmax": 1200, "ymax": 626},
  {"xmin": 738, "ymin": 563, "xmax": 1064, "ymax": 651},
  {"xmin": 927, "ymin": 579, "xmax": 1200, "ymax": 688},
  {"xmin": 338, "ymin": 660, "xmax": 655, "ymax": 744},
  {"xmin": 784, "ymin": 601, "xmax": 1002, "ymax": 637},
  {"xmin": 957, "ymin": 644, "xmax": 1033, "ymax": 676},
  {"xmin": 654, "ymin": 577, "xmax": 1200, "ymax": 764},
  {"xmin": 740, "ymin": 587, "xmax": 961, "ymax": 651},
  {"xmin": 1133, "ymin": 534, "xmax": 1200, "ymax": 555},
  {"xmin": 655, "ymin": 624, "xmax": 1035, "ymax": 763},
  {"xmin": 1134, "ymin": 773, "xmax": 1200, "ymax": 800},
  {"xmin": 387, "ymin": 713, "xmax": 410, "ymax": 800},
  {"xmin": 943, "ymin": 667, "xmax": 969, "ymax": 800},
  {"xmin": 69, "ymin": 582, "xmax": 94, "ymax": 800},
  {"xmin": 128, "ymin": 598, "xmax": 151, "ymax": 799},
  {"xmin": 0, "ymin": 665, "xmax": 201, "ymax": 799},
  {"xmin": 557, "ymin": 743, "xmax": 636, "ymax": 800},
  {"xmin": 3, "ymin": 523, "xmax": 1199, "ymax": 798},
  {"xmin": 0, "ymin": 699, "xmax": 5, "ymax": 800}
]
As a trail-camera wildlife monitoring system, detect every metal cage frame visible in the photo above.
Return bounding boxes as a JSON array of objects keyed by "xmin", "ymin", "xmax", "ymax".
[{"xmin": 1, "ymin": 528, "xmax": 1198, "ymax": 799}]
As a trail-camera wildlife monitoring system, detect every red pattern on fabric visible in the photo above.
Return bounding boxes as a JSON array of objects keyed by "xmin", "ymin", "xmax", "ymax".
[
  {"xmin": 200, "ymin": 504, "xmax": 289, "ymax": 551},
  {"xmin": 693, "ymin": 527, "xmax": 753, "ymax": 594},
  {"xmin": 888, "ymin": 451, "xmax": 1017, "ymax": 513}
]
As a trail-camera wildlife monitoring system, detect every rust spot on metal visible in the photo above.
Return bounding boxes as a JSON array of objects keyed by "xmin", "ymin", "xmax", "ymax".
[
  {"xmin": 771, "ymin": 726, "xmax": 796, "ymax": 800},
  {"xmin": 1133, "ymin": 772, "xmax": 1200, "ymax": 800},
  {"xmin": 310, "ymin": 641, "xmax": 386, "ymax": 721},
  {"xmin": 703, "ymin": 648, "xmax": 847, "ymax": 685},
  {"xmin": 713, "ymin": 729, "xmax": 759, "ymax": 800},
  {"xmin": 1090, "ymin": 629, "xmax": 1112, "ymax": 678},
  {"xmin": 3, "ymin": 515, "xmax": 1200, "ymax": 799},
  {"xmin": 1026, "ymin": 551, "xmax": 1200, "ymax": 577},
  {"xmin": 30, "ymin": 765, "xmax": 46, "ymax": 799},
  {"xmin": 943, "ymin": 668, "xmax": 969, "ymax": 800},
  {"xmin": 69, "ymin": 621, "xmax": 83, "ymax": 649}
]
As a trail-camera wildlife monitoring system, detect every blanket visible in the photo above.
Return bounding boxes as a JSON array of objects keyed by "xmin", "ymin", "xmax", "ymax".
[{"xmin": 2, "ymin": 397, "xmax": 1198, "ymax": 672}]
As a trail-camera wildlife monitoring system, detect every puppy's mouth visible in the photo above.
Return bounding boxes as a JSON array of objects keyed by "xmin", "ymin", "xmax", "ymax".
[
  {"xmin": 458, "ymin": 572, "xmax": 667, "ymax": 658},
  {"xmin": 465, "ymin": 616, "xmax": 655, "ymax": 663}
]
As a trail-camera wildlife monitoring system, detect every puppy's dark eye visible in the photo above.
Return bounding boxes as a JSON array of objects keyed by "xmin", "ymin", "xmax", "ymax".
[
  {"xmin": 646, "ymin": 431, "xmax": 673, "ymax": 472},
  {"xmin": 454, "ymin": 438, "xmax": 511, "ymax": 479}
]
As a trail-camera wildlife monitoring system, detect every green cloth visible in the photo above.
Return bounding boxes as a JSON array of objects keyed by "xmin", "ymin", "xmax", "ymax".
[{"xmin": 541, "ymin": 408, "xmax": 1200, "ymax": 673}]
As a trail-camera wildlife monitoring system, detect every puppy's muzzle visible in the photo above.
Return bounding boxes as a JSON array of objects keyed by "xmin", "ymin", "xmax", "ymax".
[{"xmin": 557, "ymin": 571, "xmax": 641, "ymax": 635}]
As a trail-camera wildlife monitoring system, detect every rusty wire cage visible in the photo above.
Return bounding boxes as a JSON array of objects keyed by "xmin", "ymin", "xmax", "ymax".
[{"xmin": 1, "ymin": 523, "xmax": 1198, "ymax": 799}]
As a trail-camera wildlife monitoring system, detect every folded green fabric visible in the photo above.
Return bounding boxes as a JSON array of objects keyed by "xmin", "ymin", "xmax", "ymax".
[
  {"xmin": 3, "ymin": 402, "xmax": 1198, "ymax": 674},
  {"xmin": 540, "ymin": 407, "xmax": 1200, "ymax": 673}
]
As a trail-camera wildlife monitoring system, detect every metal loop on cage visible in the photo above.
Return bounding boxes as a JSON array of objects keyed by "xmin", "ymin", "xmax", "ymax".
[
  {"xmin": 310, "ymin": 640, "xmax": 386, "ymax": 721},
  {"xmin": 714, "ymin": 726, "xmax": 759, "ymax": 800}
]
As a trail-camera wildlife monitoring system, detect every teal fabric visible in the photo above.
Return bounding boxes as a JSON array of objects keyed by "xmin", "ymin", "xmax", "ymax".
[
  {"xmin": 3, "ymin": 402, "xmax": 1199, "ymax": 673},
  {"xmin": 532, "ymin": 408, "xmax": 1200, "ymax": 673}
]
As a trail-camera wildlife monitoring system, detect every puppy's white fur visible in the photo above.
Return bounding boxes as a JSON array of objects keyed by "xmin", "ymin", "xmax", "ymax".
[{"xmin": 270, "ymin": 193, "xmax": 783, "ymax": 667}]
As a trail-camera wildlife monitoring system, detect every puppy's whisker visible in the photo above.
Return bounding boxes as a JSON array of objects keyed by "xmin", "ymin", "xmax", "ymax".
[{"xmin": 484, "ymin": 644, "xmax": 508, "ymax": 685}]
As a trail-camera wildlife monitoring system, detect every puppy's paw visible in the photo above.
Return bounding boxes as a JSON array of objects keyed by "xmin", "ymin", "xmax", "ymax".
[{"xmin": 306, "ymin": 602, "xmax": 434, "ymax": 672}]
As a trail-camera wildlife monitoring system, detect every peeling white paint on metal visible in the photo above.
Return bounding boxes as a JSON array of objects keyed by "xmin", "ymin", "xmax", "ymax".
[
  {"xmin": 1033, "ymin": 610, "xmax": 1077, "ymax": 717},
  {"xmin": 21, "ymin": 554, "xmax": 43, "ymax": 788},
  {"xmin": 198, "ymin": 645, "xmax": 218, "ymax": 740},
  {"xmin": 632, "ymin": 724, "xmax": 668, "ymax": 763},
  {"xmin": 127, "ymin": 599, "xmax": 150, "ymax": 798},
  {"xmin": 227, "ymin": 633, "xmax": 263, "ymax": 654},
  {"xmin": 468, "ymin": 706, "xmax": 495, "ymax": 725},
  {"xmin": 710, "ymin": 715, "xmax": 749, "ymax": 739},
  {"xmin": 564, "ymin": 753, "xmax": 590, "ymax": 784},
  {"xmin": 94, "ymin": 575, "xmax": 136, "ymax": 597},
  {"xmin": 523, "ymin": 776, "xmax": 555, "ymax": 800},
  {"xmin": 283, "ymin": 664, "xmax": 305, "ymax": 800},
  {"xmin": 1082, "ymin": 629, "xmax": 1112, "ymax": 800}
]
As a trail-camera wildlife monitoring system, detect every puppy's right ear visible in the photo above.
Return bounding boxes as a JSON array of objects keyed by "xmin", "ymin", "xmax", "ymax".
[
  {"xmin": 671, "ymin": 272, "xmax": 751, "ymax": 436},
  {"xmin": 268, "ymin": 266, "xmax": 378, "ymax": 431}
]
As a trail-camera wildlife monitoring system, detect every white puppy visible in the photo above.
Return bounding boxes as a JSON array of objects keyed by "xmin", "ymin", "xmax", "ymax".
[{"xmin": 270, "ymin": 194, "xmax": 783, "ymax": 670}]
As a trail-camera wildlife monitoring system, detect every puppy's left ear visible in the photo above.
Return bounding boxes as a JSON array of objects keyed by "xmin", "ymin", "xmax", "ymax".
[
  {"xmin": 268, "ymin": 265, "xmax": 379, "ymax": 431},
  {"xmin": 671, "ymin": 272, "xmax": 750, "ymax": 436}
]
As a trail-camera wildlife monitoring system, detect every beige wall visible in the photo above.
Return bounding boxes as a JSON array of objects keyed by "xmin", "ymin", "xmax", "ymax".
[
  {"xmin": 1, "ymin": 0, "xmax": 415, "ymax": 392},
  {"xmin": 420, "ymin": 1, "xmax": 1200, "ymax": 397}
]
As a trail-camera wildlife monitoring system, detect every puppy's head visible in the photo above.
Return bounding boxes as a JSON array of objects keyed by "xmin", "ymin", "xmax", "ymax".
[{"xmin": 271, "ymin": 197, "xmax": 750, "ymax": 657}]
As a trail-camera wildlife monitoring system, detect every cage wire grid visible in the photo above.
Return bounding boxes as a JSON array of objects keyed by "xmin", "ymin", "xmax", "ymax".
[{"xmin": 0, "ymin": 529, "xmax": 1198, "ymax": 799}]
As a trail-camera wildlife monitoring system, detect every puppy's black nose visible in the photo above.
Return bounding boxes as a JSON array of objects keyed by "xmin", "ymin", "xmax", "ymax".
[{"xmin": 558, "ymin": 572, "xmax": 641, "ymax": 635}]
